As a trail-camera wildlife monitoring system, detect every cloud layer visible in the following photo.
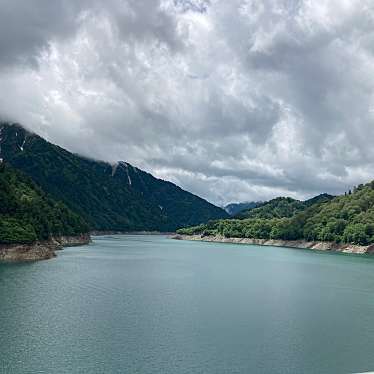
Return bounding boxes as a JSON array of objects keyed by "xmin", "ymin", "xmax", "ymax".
[{"xmin": 1, "ymin": 0, "xmax": 374, "ymax": 205}]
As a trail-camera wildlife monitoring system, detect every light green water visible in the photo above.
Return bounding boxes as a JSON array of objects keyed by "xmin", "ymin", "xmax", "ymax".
[{"xmin": 1, "ymin": 235, "xmax": 374, "ymax": 373}]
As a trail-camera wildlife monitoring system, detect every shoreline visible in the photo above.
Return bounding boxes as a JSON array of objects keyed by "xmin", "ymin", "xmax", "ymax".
[
  {"xmin": 0, "ymin": 234, "xmax": 91, "ymax": 262},
  {"xmin": 172, "ymin": 234, "xmax": 374, "ymax": 255},
  {"xmin": 91, "ymin": 230, "xmax": 175, "ymax": 236}
]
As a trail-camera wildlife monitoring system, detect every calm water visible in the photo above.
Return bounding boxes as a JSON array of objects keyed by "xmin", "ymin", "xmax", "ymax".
[{"xmin": 1, "ymin": 236, "xmax": 374, "ymax": 374}]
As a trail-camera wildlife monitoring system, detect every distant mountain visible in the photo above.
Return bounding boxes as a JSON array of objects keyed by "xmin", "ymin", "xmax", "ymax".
[
  {"xmin": 236, "ymin": 194, "xmax": 335, "ymax": 219},
  {"xmin": 304, "ymin": 193, "xmax": 335, "ymax": 207},
  {"xmin": 0, "ymin": 123, "xmax": 228, "ymax": 232},
  {"xmin": 0, "ymin": 162, "xmax": 88, "ymax": 244},
  {"xmin": 236, "ymin": 197, "xmax": 306, "ymax": 219},
  {"xmin": 224, "ymin": 202, "xmax": 261, "ymax": 216}
]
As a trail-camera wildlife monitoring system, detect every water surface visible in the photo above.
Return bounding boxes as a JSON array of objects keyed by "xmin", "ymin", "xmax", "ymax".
[{"xmin": 1, "ymin": 235, "xmax": 374, "ymax": 373}]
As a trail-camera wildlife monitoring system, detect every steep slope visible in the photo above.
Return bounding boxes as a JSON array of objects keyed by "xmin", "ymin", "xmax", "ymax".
[
  {"xmin": 0, "ymin": 162, "xmax": 89, "ymax": 244},
  {"xmin": 0, "ymin": 123, "xmax": 228, "ymax": 231}
]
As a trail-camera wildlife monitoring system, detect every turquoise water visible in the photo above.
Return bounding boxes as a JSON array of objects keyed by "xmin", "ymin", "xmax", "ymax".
[{"xmin": 1, "ymin": 235, "xmax": 374, "ymax": 374}]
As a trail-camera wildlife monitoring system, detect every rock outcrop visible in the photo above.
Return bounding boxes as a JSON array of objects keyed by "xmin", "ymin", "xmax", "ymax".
[
  {"xmin": 172, "ymin": 234, "xmax": 374, "ymax": 255},
  {"xmin": 0, "ymin": 234, "xmax": 90, "ymax": 262}
]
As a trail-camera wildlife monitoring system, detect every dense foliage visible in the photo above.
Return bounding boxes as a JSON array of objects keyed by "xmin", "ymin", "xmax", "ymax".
[
  {"xmin": 236, "ymin": 197, "xmax": 306, "ymax": 219},
  {"xmin": 236, "ymin": 194, "xmax": 334, "ymax": 219},
  {"xmin": 0, "ymin": 163, "xmax": 89, "ymax": 244},
  {"xmin": 178, "ymin": 185, "xmax": 374, "ymax": 246},
  {"xmin": 0, "ymin": 123, "xmax": 228, "ymax": 232}
]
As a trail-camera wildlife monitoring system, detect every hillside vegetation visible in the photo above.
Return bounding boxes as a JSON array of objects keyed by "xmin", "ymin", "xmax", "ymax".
[
  {"xmin": 0, "ymin": 163, "xmax": 89, "ymax": 244},
  {"xmin": 178, "ymin": 185, "xmax": 374, "ymax": 246},
  {"xmin": 0, "ymin": 123, "xmax": 228, "ymax": 232},
  {"xmin": 236, "ymin": 194, "xmax": 334, "ymax": 219}
]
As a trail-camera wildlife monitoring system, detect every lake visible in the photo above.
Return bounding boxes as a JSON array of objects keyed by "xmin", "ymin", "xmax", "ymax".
[{"xmin": 1, "ymin": 235, "xmax": 374, "ymax": 373}]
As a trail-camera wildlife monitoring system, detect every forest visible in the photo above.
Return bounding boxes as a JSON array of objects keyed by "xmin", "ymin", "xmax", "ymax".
[
  {"xmin": 0, "ymin": 163, "xmax": 89, "ymax": 244},
  {"xmin": 177, "ymin": 183, "xmax": 374, "ymax": 246}
]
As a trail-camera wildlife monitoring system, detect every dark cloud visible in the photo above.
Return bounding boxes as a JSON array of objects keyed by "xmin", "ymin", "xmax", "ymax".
[
  {"xmin": 173, "ymin": 0, "xmax": 211, "ymax": 13},
  {"xmin": 0, "ymin": 0, "xmax": 373, "ymax": 205},
  {"xmin": 0, "ymin": 0, "xmax": 86, "ymax": 68},
  {"xmin": 101, "ymin": 0, "xmax": 183, "ymax": 50}
]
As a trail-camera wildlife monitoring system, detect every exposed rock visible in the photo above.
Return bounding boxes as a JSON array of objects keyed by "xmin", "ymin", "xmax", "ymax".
[
  {"xmin": 52, "ymin": 234, "xmax": 91, "ymax": 249},
  {"xmin": 0, "ymin": 234, "xmax": 90, "ymax": 262},
  {"xmin": 0, "ymin": 242, "xmax": 56, "ymax": 262},
  {"xmin": 171, "ymin": 234, "xmax": 374, "ymax": 255},
  {"xmin": 91, "ymin": 230, "xmax": 174, "ymax": 235}
]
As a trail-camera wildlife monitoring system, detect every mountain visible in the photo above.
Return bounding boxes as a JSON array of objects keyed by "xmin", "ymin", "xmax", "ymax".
[
  {"xmin": 236, "ymin": 197, "xmax": 306, "ymax": 219},
  {"xmin": 0, "ymin": 162, "xmax": 89, "ymax": 244},
  {"xmin": 224, "ymin": 202, "xmax": 261, "ymax": 216},
  {"xmin": 236, "ymin": 194, "xmax": 335, "ymax": 219},
  {"xmin": 0, "ymin": 123, "xmax": 228, "ymax": 231},
  {"xmin": 177, "ymin": 183, "xmax": 374, "ymax": 246},
  {"xmin": 304, "ymin": 193, "xmax": 335, "ymax": 207}
]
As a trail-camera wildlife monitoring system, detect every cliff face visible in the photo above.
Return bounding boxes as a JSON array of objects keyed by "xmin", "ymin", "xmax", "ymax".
[
  {"xmin": 172, "ymin": 234, "xmax": 374, "ymax": 255},
  {"xmin": 0, "ymin": 234, "xmax": 90, "ymax": 262}
]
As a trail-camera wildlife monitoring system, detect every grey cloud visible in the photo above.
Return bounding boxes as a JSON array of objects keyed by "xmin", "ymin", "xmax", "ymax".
[
  {"xmin": 0, "ymin": 0, "xmax": 181, "ymax": 70},
  {"xmin": 100, "ymin": 0, "xmax": 183, "ymax": 50},
  {"xmin": 0, "ymin": 0, "xmax": 86, "ymax": 68},
  {"xmin": 0, "ymin": 0, "xmax": 373, "ymax": 205},
  {"xmin": 173, "ymin": 0, "xmax": 211, "ymax": 13}
]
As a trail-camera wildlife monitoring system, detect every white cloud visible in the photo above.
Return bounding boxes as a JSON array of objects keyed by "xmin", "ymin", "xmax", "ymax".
[{"xmin": 1, "ymin": 0, "xmax": 374, "ymax": 205}]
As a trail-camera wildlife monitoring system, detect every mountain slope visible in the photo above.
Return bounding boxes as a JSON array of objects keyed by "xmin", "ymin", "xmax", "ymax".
[
  {"xmin": 224, "ymin": 202, "xmax": 261, "ymax": 216},
  {"xmin": 236, "ymin": 197, "xmax": 306, "ymax": 219},
  {"xmin": 177, "ymin": 183, "xmax": 374, "ymax": 246},
  {"xmin": 0, "ymin": 123, "xmax": 228, "ymax": 231},
  {"xmin": 236, "ymin": 194, "xmax": 335, "ymax": 219},
  {"xmin": 0, "ymin": 162, "xmax": 89, "ymax": 244},
  {"xmin": 304, "ymin": 193, "xmax": 335, "ymax": 207}
]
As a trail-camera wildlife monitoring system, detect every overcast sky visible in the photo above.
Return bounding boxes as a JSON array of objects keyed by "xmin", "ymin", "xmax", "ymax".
[{"xmin": 1, "ymin": 0, "xmax": 374, "ymax": 206}]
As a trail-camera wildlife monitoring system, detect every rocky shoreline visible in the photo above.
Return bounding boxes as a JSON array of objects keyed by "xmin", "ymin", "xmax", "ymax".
[
  {"xmin": 0, "ymin": 234, "xmax": 91, "ymax": 262},
  {"xmin": 172, "ymin": 234, "xmax": 374, "ymax": 255},
  {"xmin": 91, "ymin": 231, "xmax": 175, "ymax": 236}
]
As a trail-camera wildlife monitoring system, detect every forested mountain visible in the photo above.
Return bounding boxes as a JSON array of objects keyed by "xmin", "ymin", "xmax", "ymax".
[
  {"xmin": 0, "ymin": 163, "xmax": 88, "ymax": 244},
  {"xmin": 236, "ymin": 197, "xmax": 306, "ymax": 219},
  {"xmin": 304, "ymin": 193, "xmax": 335, "ymax": 207},
  {"xmin": 177, "ymin": 184, "xmax": 374, "ymax": 246},
  {"xmin": 224, "ymin": 202, "xmax": 261, "ymax": 216},
  {"xmin": 236, "ymin": 194, "xmax": 334, "ymax": 219},
  {"xmin": 0, "ymin": 123, "xmax": 228, "ymax": 232}
]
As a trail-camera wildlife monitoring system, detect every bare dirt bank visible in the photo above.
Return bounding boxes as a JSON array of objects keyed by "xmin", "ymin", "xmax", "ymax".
[
  {"xmin": 91, "ymin": 231, "xmax": 175, "ymax": 236},
  {"xmin": 171, "ymin": 234, "xmax": 374, "ymax": 255},
  {"xmin": 0, "ymin": 234, "xmax": 91, "ymax": 262}
]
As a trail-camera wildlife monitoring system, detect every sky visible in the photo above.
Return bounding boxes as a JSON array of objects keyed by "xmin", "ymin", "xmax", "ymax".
[{"xmin": 1, "ymin": 0, "xmax": 374, "ymax": 206}]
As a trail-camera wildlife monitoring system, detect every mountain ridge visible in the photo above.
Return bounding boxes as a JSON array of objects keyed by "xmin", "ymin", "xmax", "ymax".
[
  {"xmin": 224, "ymin": 201, "xmax": 262, "ymax": 216},
  {"xmin": 0, "ymin": 123, "xmax": 228, "ymax": 232},
  {"xmin": 236, "ymin": 194, "xmax": 335, "ymax": 219}
]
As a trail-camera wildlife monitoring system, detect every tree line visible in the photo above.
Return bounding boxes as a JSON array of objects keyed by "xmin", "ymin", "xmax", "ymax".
[
  {"xmin": 177, "ymin": 182, "xmax": 374, "ymax": 246},
  {"xmin": 0, "ymin": 163, "xmax": 89, "ymax": 244}
]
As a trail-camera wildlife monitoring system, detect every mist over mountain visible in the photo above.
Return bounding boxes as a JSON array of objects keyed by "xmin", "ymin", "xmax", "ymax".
[{"xmin": 0, "ymin": 123, "xmax": 228, "ymax": 232}]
